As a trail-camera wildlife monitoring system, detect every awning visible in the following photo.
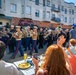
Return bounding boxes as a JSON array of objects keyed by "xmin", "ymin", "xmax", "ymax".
[
  {"xmin": 0, "ymin": 16, "xmax": 12, "ymax": 20},
  {"xmin": 51, "ymin": 23, "xmax": 72, "ymax": 29},
  {"xmin": 33, "ymin": 20, "xmax": 50, "ymax": 28},
  {"xmin": 40, "ymin": 21, "xmax": 50, "ymax": 27},
  {"xmin": 0, "ymin": 14, "xmax": 5, "ymax": 16},
  {"xmin": 18, "ymin": 19, "xmax": 33, "ymax": 26},
  {"xmin": 33, "ymin": 20, "xmax": 40, "ymax": 26}
]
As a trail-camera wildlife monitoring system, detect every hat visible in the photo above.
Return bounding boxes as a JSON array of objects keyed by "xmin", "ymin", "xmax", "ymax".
[
  {"xmin": 27, "ymin": 26, "xmax": 30, "ymax": 29},
  {"xmin": 34, "ymin": 26, "xmax": 37, "ymax": 29},
  {"xmin": 11, "ymin": 25, "xmax": 14, "ymax": 28},
  {"xmin": 48, "ymin": 29, "xmax": 51, "ymax": 32},
  {"xmin": 55, "ymin": 27, "xmax": 62, "ymax": 31},
  {"xmin": 16, "ymin": 26, "xmax": 20, "ymax": 28}
]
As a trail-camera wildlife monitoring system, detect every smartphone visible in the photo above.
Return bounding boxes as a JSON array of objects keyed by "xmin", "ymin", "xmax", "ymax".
[{"xmin": 33, "ymin": 53, "xmax": 38, "ymax": 60}]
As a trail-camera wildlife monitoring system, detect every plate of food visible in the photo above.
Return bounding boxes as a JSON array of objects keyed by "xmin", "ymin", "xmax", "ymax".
[{"xmin": 18, "ymin": 62, "xmax": 31, "ymax": 69}]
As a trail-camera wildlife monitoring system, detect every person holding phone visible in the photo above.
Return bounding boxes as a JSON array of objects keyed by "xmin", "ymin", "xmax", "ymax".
[{"xmin": 32, "ymin": 44, "xmax": 71, "ymax": 75}]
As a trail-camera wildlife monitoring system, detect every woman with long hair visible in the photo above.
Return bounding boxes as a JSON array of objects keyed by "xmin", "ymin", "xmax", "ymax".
[{"xmin": 32, "ymin": 44, "xmax": 71, "ymax": 75}]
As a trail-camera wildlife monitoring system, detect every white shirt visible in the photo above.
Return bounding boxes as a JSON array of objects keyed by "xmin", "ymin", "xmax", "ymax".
[
  {"xmin": 70, "ymin": 45, "xmax": 76, "ymax": 55},
  {"xmin": 65, "ymin": 45, "xmax": 76, "ymax": 55},
  {"xmin": 0, "ymin": 60, "xmax": 19, "ymax": 75}
]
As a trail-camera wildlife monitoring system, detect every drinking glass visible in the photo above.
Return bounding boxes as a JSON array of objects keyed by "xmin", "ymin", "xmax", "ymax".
[{"xmin": 24, "ymin": 53, "xmax": 27, "ymax": 61}]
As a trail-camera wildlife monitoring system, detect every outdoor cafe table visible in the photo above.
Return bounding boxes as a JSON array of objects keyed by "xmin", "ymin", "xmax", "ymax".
[
  {"xmin": 14, "ymin": 60, "xmax": 35, "ymax": 75},
  {"xmin": 13, "ymin": 55, "xmax": 44, "ymax": 75}
]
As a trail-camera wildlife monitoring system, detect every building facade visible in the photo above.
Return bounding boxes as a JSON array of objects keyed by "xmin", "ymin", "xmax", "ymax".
[{"xmin": 0, "ymin": 0, "xmax": 76, "ymax": 28}]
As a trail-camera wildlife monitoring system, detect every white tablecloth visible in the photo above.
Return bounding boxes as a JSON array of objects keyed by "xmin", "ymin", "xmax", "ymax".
[{"xmin": 14, "ymin": 60, "xmax": 35, "ymax": 75}]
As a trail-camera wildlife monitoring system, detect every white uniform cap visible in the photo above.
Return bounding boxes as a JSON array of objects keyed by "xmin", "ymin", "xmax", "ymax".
[
  {"xmin": 27, "ymin": 26, "xmax": 30, "ymax": 29},
  {"xmin": 11, "ymin": 25, "xmax": 14, "ymax": 28},
  {"xmin": 16, "ymin": 26, "xmax": 20, "ymax": 28},
  {"xmin": 48, "ymin": 29, "xmax": 51, "ymax": 32},
  {"xmin": 34, "ymin": 26, "xmax": 38, "ymax": 29}
]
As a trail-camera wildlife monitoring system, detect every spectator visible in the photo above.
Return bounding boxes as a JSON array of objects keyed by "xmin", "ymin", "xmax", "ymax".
[
  {"xmin": 0, "ymin": 41, "xmax": 19, "ymax": 75},
  {"xmin": 57, "ymin": 31, "xmax": 67, "ymax": 47},
  {"xmin": 66, "ymin": 39, "xmax": 76, "ymax": 75},
  {"xmin": 32, "ymin": 44, "xmax": 71, "ymax": 75},
  {"xmin": 57, "ymin": 32, "xmax": 71, "ymax": 69},
  {"xmin": 69, "ymin": 26, "xmax": 76, "ymax": 39},
  {"xmin": 65, "ymin": 29, "xmax": 70, "ymax": 47},
  {"xmin": 67, "ymin": 39, "xmax": 76, "ymax": 55}
]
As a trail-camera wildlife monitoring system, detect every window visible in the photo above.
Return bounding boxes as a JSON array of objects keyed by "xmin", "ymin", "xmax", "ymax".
[
  {"xmin": 0, "ymin": 22, "xmax": 2, "ymax": 25},
  {"xmin": 43, "ymin": 11, "xmax": 45, "ymax": 18},
  {"xmin": 35, "ymin": 10, "xmax": 39, "ymax": 17},
  {"xmin": 35, "ymin": 0, "xmax": 39, "ymax": 5},
  {"xmin": 62, "ymin": 15, "xmax": 64, "ymax": 21},
  {"xmin": 65, "ymin": 17, "xmax": 67, "ymax": 22},
  {"xmin": 62, "ymin": 5, "xmax": 64, "ymax": 11},
  {"xmin": 58, "ymin": 15, "xmax": 60, "ymax": 19},
  {"xmin": 26, "ymin": 6, "xmax": 31, "ymax": 15},
  {"xmin": 72, "ymin": 10, "xmax": 74, "ymax": 15},
  {"xmin": 46, "ymin": 11, "xmax": 50, "ymax": 19},
  {"xmin": 69, "ymin": 9, "xmax": 71, "ymax": 14},
  {"xmin": 22, "ymin": 5, "xmax": 24, "ymax": 14},
  {"xmin": 11, "ymin": 4, "xmax": 17, "ymax": 13},
  {"xmin": 52, "ymin": 14, "xmax": 55, "ymax": 18},
  {"xmin": 0, "ymin": 0, "xmax": 1, "ymax": 8},
  {"xmin": 73, "ymin": 18, "xmax": 74, "ymax": 23},
  {"xmin": 52, "ymin": 4, "xmax": 55, "ymax": 10},
  {"xmin": 47, "ymin": 0, "xmax": 50, "ymax": 7},
  {"xmin": 65, "ymin": 8, "xmax": 67, "ymax": 14},
  {"xmin": 69, "ymin": 17, "xmax": 71, "ymax": 23},
  {"xmin": 43, "ymin": 0, "xmax": 45, "ymax": 6},
  {"xmin": 58, "ymin": 5, "xmax": 60, "ymax": 11}
]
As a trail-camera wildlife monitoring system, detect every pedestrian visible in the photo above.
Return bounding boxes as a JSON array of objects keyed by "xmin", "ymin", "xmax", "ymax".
[{"xmin": 70, "ymin": 26, "xmax": 76, "ymax": 39}]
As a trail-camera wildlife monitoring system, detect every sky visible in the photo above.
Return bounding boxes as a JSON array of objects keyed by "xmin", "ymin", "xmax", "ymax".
[{"xmin": 64, "ymin": 0, "xmax": 76, "ymax": 5}]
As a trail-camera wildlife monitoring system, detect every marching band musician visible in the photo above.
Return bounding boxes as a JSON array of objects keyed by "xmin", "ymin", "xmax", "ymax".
[
  {"xmin": 11, "ymin": 26, "xmax": 24, "ymax": 59},
  {"xmin": 38, "ymin": 28, "xmax": 44, "ymax": 49},
  {"xmin": 8, "ymin": 25, "xmax": 16, "ymax": 54},
  {"xmin": 21, "ymin": 28, "xmax": 27, "ymax": 48},
  {"xmin": 44, "ymin": 29, "xmax": 53, "ymax": 47},
  {"xmin": 30, "ymin": 26, "xmax": 38, "ymax": 55},
  {"xmin": 24, "ymin": 26, "xmax": 31, "ymax": 51}
]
